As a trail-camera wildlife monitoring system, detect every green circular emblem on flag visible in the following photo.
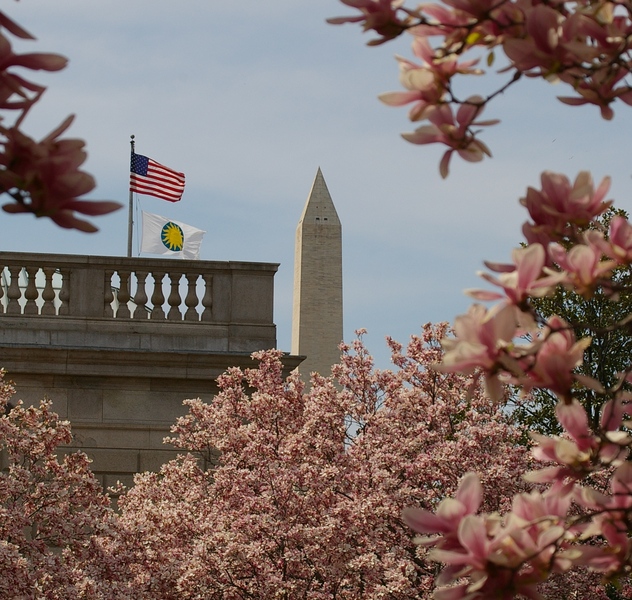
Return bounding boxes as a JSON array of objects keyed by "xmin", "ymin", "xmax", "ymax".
[{"xmin": 161, "ymin": 221, "xmax": 184, "ymax": 251}]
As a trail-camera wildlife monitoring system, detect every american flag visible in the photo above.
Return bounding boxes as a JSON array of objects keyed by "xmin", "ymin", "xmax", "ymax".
[{"xmin": 130, "ymin": 152, "xmax": 185, "ymax": 202}]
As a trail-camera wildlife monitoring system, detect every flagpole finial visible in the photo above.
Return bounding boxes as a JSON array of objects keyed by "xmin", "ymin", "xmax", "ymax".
[{"xmin": 130, "ymin": 134, "xmax": 135, "ymax": 153}]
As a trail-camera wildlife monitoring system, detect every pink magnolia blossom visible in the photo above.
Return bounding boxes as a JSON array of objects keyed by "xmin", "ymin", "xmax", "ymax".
[
  {"xmin": 0, "ymin": 12, "xmax": 67, "ymax": 113},
  {"xmin": 494, "ymin": 488, "xmax": 572, "ymax": 570},
  {"xmin": 591, "ymin": 216, "xmax": 632, "ymax": 264},
  {"xmin": 402, "ymin": 472, "xmax": 483, "ymax": 540},
  {"xmin": 549, "ymin": 240, "xmax": 616, "ymax": 297},
  {"xmin": 326, "ymin": 0, "xmax": 412, "ymax": 45},
  {"xmin": 511, "ymin": 482, "xmax": 573, "ymax": 524},
  {"xmin": 438, "ymin": 303, "xmax": 517, "ymax": 372},
  {"xmin": 379, "ymin": 36, "xmax": 481, "ymax": 121},
  {"xmin": 572, "ymin": 463, "xmax": 632, "ymax": 574},
  {"xmin": 503, "ymin": 7, "xmax": 599, "ymax": 78},
  {"xmin": 558, "ymin": 66, "xmax": 632, "ymax": 121},
  {"xmin": 401, "ymin": 97, "xmax": 498, "ymax": 177},
  {"xmin": 467, "ymin": 244, "xmax": 565, "ymax": 308},
  {"xmin": 521, "ymin": 171, "xmax": 612, "ymax": 242},
  {"xmin": 527, "ymin": 401, "xmax": 600, "ymax": 483},
  {"xmin": 0, "ymin": 116, "xmax": 121, "ymax": 231},
  {"xmin": 406, "ymin": 474, "xmax": 572, "ymax": 599},
  {"xmin": 437, "ymin": 303, "xmax": 519, "ymax": 401},
  {"xmin": 516, "ymin": 315, "xmax": 591, "ymax": 402}
]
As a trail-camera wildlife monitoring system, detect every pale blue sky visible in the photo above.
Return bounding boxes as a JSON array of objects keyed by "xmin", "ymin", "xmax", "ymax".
[{"xmin": 4, "ymin": 0, "xmax": 632, "ymax": 369}]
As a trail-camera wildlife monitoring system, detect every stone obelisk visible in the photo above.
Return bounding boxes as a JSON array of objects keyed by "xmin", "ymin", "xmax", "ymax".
[{"xmin": 292, "ymin": 168, "xmax": 343, "ymax": 379}]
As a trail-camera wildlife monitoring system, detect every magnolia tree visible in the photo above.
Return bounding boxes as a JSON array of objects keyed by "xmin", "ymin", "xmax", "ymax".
[
  {"xmin": 0, "ymin": 9, "xmax": 120, "ymax": 231},
  {"xmin": 329, "ymin": 0, "xmax": 632, "ymax": 597},
  {"xmin": 330, "ymin": 0, "xmax": 632, "ymax": 177},
  {"xmin": 94, "ymin": 325, "xmax": 532, "ymax": 599},
  {"xmin": 0, "ymin": 372, "xmax": 114, "ymax": 599}
]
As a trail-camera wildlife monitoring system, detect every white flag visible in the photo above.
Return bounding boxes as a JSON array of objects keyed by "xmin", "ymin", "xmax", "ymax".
[{"xmin": 141, "ymin": 211, "xmax": 205, "ymax": 260}]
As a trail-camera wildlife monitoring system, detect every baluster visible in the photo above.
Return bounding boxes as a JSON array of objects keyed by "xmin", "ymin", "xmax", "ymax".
[
  {"xmin": 0, "ymin": 267, "xmax": 5, "ymax": 314},
  {"xmin": 103, "ymin": 269, "xmax": 115, "ymax": 317},
  {"xmin": 116, "ymin": 270, "xmax": 131, "ymax": 318},
  {"xmin": 201, "ymin": 273, "xmax": 213, "ymax": 322},
  {"xmin": 40, "ymin": 268, "xmax": 56, "ymax": 315},
  {"xmin": 57, "ymin": 268, "xmax": 70, "ymax": 315},
  {"xmin": 6, "ymin": 265, "xmax": 22, "ymax": 314},
  {"xmin": 167, "ymin": 272, "xmax": 182, "ymax": 321},
  {"xmin": 184, "ymin": 273, "xmax": 199, "ymax": 321},
  {"xmin": 150, "ymin": 271, "xmax": 166, "ymax": 320},
  {"xmin": 23, "ymin": 266, "xmax": 39, "ymax": 315},
  {"xmin": 133, "ymin": 271, "xmax": 149, "ymax": 319}
]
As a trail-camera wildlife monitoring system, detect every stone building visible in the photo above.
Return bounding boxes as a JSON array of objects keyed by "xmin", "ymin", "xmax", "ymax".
[{"xmin": 0, "ymin": 252, "xmax": 301, "ymax": 489}]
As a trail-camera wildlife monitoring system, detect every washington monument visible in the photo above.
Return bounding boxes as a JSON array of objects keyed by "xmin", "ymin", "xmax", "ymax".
[{"xmin": 292, "ymin": 168, "xmax": 343, "ymax": 379}]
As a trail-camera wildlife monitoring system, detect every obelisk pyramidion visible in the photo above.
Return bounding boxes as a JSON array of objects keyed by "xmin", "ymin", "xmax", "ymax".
[{"xmin": 292, "ymin": 168, "xmax": 343, "ymax": 380}]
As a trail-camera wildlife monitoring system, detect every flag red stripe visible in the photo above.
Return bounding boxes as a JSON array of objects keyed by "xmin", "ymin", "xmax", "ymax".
[
  {"xmin": 131, "ymin": 180, "xmax": 183, "ymax": 201},
  {"xmin": 130, "ymin": 175, "xmax": 184, "ymax": 195}
]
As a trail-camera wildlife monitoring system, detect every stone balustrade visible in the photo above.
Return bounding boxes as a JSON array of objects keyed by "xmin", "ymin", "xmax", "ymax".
[
  {"xmin": 0, "ymin": 252, "xmax": 279, "ymax": 354},
  {"xmin": 0, "ymin": 252, "xmax": 278, "ymax": 323}
]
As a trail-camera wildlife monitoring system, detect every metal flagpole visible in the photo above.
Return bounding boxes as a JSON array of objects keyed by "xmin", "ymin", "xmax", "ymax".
[{"xmin": 127, "ymin": 135, "xmax": 135, "ymax": 257}]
